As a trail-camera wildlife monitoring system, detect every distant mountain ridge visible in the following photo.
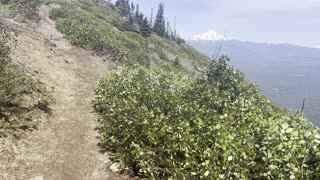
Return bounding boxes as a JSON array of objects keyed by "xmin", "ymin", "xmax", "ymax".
[{"xmin": 191, "ymin": 30, "xmax": 320, "ymax": 49}]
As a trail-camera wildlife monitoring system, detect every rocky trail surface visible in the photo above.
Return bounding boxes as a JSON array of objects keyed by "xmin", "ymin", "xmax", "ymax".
[{"xmin": 0, "ymin": 5, "xmax": 125, "ymax": 180}]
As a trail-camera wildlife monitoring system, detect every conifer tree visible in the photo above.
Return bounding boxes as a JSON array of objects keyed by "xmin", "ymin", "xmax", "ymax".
[
  {"xmin": 138, "ymin": 12, "xmax": 144, "ymax": 25},
  {"xmin": 170, "ymin": 32, "xmax": 175, "ymax": 41},
  {"xmin": 150, "ymin": 8, "xmax": 153, "ymax": 28},
  {"xmin": 153, "ymin": 3, "xmax": 166, "ymax": 37},
  {"xmin": 130, "ymin": 2, "xmax": 135, "ymax": 13},
  {"xmin": 135, "ymin": 4, "xmax": 140, "ymax": 20},
  {"xmin": 175, "ymin": 34, "xmax": 185, "ymax": 45},
  {"xmin": 115, "ymin": 0, "xmax": 130, "ymax": 16},
  {"xmin": 140, "ymin": 17, "xmax": 152, "ymax": 37},
  {"xmin": 129, "ymin": 14, "xmax": 134, "ymax": 25}
]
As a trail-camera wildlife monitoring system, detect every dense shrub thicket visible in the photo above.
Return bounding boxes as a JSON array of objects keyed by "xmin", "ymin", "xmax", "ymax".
[
  {"xmin": 0, "ymin": 28, "xmax": 52, "ymax": 136},
  {"xmin": 95, "ymin": 58, "xmax": 320, "ymax": 179}
]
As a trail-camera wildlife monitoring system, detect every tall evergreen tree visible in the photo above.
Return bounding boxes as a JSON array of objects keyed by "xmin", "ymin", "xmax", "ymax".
[
  {"xmin": 130, "ymin": 2, "xmax": 135, "ymax": 13},
  {"xmin": 170, "ymin": 31, "xmax": 175, "ymax": 41},
  {"xmin": 140, "ymin": 17, "xmax": 152, "ymax": 37},
  {"xmin": 135, "ymin": 4, "xmax": 140, "ymax": 20},
  {"xmin": 138, "ymin": 12, "xmax": 144, "ymax": 25},
  {"xmin": 175, "ymin": 34, "xmax": 185, "ymax": 45},
  {"xmin": 150, "ymin": 8, "xmax": 153, "ymax": 28},
  {"xmin": 153, "ymin": 3, "xmax": 166, "ymax": 37},
  {"xmin": 129, "ymin": 14, "xmax": 134, "ymax": 25},
  {"xmin": 115, "ymin": 0, "xmax": 130, "ymax": 16}
]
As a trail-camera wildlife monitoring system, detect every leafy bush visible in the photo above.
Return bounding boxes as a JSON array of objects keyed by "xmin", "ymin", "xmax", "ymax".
[
  {"xmin": 113, "ymin": 19, "xmax": 140, "ymax": 33},
  {"xmin": 173, "ymin": 56, "xmax": 180, "ymax": 66},
  {"xmin": 95, "ymin": 60, "xmax": 320, "ymax": 179},
  {"xmin": 0, "ymin": 28, "xmax": 53, "ymax": 136},
  {"xmin": 155, "ymin": 48, "xmax": 169, "ymax": 61}
]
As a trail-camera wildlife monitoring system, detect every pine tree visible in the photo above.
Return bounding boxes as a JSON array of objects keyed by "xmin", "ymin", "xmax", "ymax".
[
  {"xmin": 138, "ymin": 12, "xmax": 144, "ymax": 25},
  {"xmin": 175, "ymin": 34, "xmax": 185, "ymax": 45},
  {"xmin": 129, "ymin": 14, "xmax": 134, "ymax": 25},
  {"xmin": 115, "ymin": 0, "xmax": 130, "ymax": 16},
  {"xmin": 140, "ymin": 17, "xmax": 152, "ymax": 37},
  {"xmin": 153, "ymin": 3, "xmax": 166, "ymax": 37},
  {"xmin": 150, "ymin": 8, "xmax": 153, "ymax": 28},
  {"xmin": 170, "ymin": 32, "xmax": 175, "ymax": 41},
  {"xmin": 135, "ymin": 4, "xmax": 140, "ymax": 20},
  {"xmin": 130, "ymin": 2, "xmax": 135, "ymax": 13}
]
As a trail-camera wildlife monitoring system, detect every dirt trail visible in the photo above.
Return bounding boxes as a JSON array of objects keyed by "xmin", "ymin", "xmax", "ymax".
[{"xmin": 0, "ymin": 5, "xmax": 124, "ymax": 180}]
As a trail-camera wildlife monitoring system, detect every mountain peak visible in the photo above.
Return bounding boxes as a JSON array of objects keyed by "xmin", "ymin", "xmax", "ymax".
[{"xmin": 191, "ymin": 30, "xmax": 232, "ymax": 41}]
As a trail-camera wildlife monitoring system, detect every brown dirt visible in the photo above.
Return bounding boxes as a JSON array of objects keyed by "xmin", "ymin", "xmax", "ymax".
[{"xmin": 0, "ymin": 5, "xmax": 126, "ymax": 180}]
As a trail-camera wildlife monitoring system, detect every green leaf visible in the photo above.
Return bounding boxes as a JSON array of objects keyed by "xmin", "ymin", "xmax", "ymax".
[
  {"xmin": 281, "ymin": 122, "xmax": 289, "ymax": 130},
  {"xmin": 286, "ymin": 128, "xmax": 294, "ymax": 133},
  {"xmin": 269, "ymin": 165, "xmax": 278, "ymax": 170}
]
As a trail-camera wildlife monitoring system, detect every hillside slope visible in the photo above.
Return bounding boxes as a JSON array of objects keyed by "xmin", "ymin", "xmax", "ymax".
[
  {"xmin": 0, "ymin": 5, "xmax": 125, "ymax": 180},
  {"xmin": 0, "ymin": 0, "xmax": 212, "ymax": 179},
  {"xmin": 188, "ymin": 40, "xmax": 320, "ymax": 126},
  {"xmin": 1, "ymin": 0, "xmax": 319, "ymax": 179},
  {"xmin": 45, "ymin": 0, "xmax": 210, "ymax": 72}
]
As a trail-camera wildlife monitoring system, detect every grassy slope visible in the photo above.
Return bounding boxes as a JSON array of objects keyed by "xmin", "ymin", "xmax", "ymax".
[{"xmin": 44, "ymin": 0, "xmax": 211, "ymax": 72}]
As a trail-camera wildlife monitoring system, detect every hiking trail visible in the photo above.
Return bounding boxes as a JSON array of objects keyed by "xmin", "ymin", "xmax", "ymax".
[{"xmin": 0, "ymin": 5, "xmax": 125, "ymax": 180}]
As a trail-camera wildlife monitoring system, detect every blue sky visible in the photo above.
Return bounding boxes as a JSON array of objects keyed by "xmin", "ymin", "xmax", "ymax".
[{"xmin": 113, "ymin": 0, "xmax": 320, "ymax": 47}]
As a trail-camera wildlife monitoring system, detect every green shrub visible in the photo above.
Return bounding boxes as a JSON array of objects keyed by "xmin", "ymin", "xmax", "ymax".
[
  {"xmin": 0, "ymin": 29, "xmax": 21, "ymax": 110},
  {"xmin": 113, "ymin": 19, "xmax": 140, "ymax": 33},
  {"xmin": 0, "ymin": 28, "xmax": 53, "ymax": 136},
  {"xmin": 95, "ymin": 61, "xmax": 320, "ymax": 179},
  {"xmin": 79, "ymin": 0, "xmax": 95, "ymax": 7},
  {"xmin": 156, "ymin": 48, "xmax": 169, "ymax": 61}
]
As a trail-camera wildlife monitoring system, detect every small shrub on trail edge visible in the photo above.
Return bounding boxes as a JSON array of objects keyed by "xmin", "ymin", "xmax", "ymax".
[
  {"xmin": 0, "ymin": 28, "xmax": 53, "ymax": 136},
  {"xmin": 95, "ymin": 60, "xmax": 320, "ymax": 179}
]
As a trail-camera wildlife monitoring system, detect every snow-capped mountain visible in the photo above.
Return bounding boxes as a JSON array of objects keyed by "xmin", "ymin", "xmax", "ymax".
[{"xmin": 191, "ymin": 30, "xmax": 232, "ymax": 41}]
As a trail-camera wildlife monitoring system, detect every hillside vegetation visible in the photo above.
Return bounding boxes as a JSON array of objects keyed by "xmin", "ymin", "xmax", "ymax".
[
  {"xmin": 45, "ymin": 0, "xmax": 210, "ymax": 71},
  {"xmin": 43, "ymin": 0, "xmax": 320, "ymax": 179},
  {"xmin": 0, "ymin": 27, "xmax": 53, "ymax": 136},
  {"xmin": 95, "ymin": 57, "xmax": 320, "ymax": 179},
  {"xmin": 1, "ymin": 0, "xmax": 319, "ymax": 179}
]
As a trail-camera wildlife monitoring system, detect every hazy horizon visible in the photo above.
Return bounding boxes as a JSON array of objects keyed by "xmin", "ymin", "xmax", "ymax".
[{"xmin": 125, "ymin": 0, "xmax": 320, "ymax": 47}]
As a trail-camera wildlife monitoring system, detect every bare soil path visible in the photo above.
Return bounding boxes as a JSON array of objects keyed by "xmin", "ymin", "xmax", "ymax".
[{"xmin": 0, "ymin": 5, "xmax": 124, "ymax": 180}]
